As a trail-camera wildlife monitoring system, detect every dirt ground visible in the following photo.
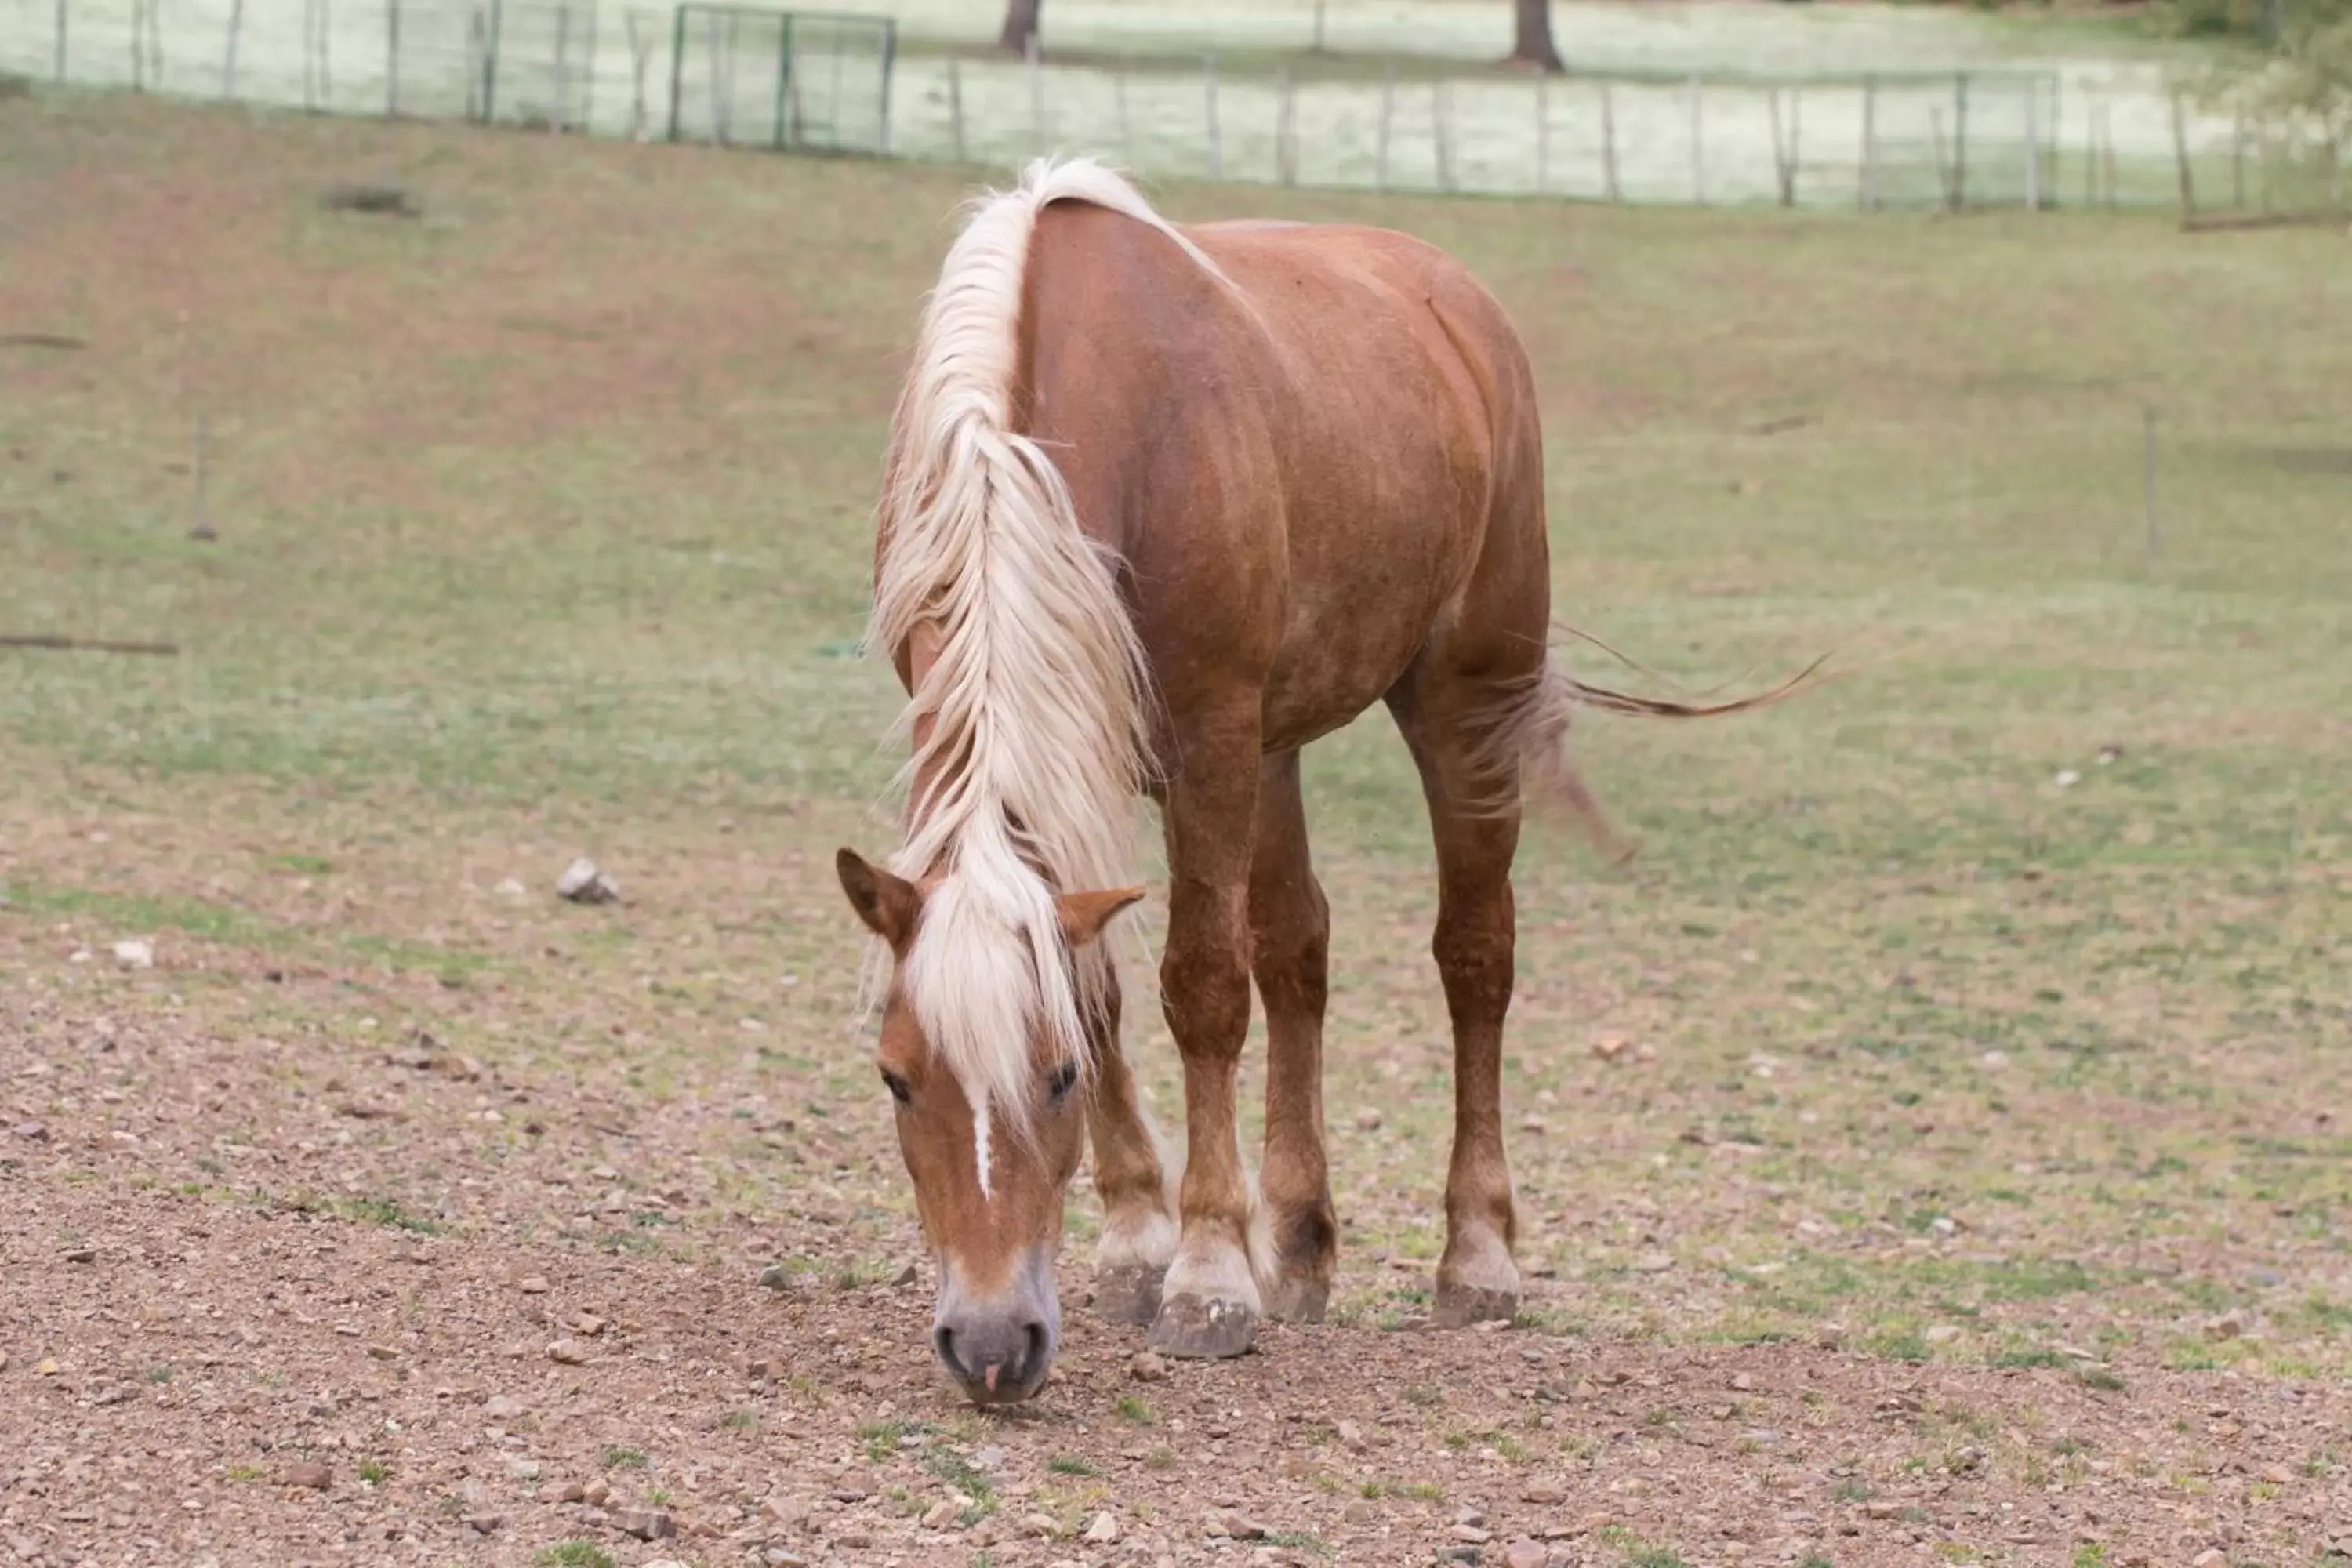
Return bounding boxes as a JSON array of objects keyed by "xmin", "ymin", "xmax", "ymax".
[
  {"xmin": 8, "ymin": 1008, "xmax": 2351, "ymax": 1568},
  {"xmin": 5, "ymin": 90, "xmax": 2351, "ymax": 1568}
]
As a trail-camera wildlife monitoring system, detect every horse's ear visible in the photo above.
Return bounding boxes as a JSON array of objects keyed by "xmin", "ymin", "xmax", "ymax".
[
  {"xmin": 1057, "ymin": 886, "xmax": 1146, "ymax": 948},
  {"xmin": 837, "ymin": 848, "xmax": 921, "ymax": 949}
]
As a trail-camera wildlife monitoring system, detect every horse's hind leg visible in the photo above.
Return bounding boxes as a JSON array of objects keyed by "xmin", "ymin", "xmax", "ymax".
[
  {"xmin": 1250, "ymin": 750, "xmax": 1337, "ymax": 1322},
  {"xmin": 1388, "ymin": 666, "xmax": 1529, "ymax": 1329}
]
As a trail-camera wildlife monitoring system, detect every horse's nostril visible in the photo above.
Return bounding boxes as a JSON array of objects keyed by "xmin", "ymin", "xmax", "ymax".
[
  {"xmin": 933, "ymin": 1326, "xmax": 963, "ymax": 1381},
  {"xmin": 1020, "ymin": 1320, "xmax": 1047, "ymax": 1381}
]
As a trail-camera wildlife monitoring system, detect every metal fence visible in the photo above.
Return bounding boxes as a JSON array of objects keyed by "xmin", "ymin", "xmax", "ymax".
[
  {"xmin": 3, "ymin": 0, "xmax": 2340, "ymax": 213},
  {"xmin": 666, "ymin": 5, "xmax": 891, "ymax": 151}
]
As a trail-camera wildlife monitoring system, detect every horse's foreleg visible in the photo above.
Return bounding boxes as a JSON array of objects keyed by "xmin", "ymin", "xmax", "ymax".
[
  {"xmin": 1250, "ymin": 750, "xmax": 1337, "ymax": 1323},
  {"xmin": 1149, "ymin": 702, "xmax": 1267, "ymax": 1360},
  {"xmin": 1085, "ymin": 966, "xmax": 1179, "ymax": 1326}
]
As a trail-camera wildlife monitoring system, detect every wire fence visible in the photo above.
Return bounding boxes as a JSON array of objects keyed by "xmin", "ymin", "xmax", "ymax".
[{"xmin": 4, "ymin": 0, "xmax": 2347, "ymax": 215}]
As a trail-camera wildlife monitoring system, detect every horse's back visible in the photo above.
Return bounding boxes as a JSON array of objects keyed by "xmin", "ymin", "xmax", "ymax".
[{"xmin": 1022, "ymin": 201, "xmax": 1543, "ymax": 752}]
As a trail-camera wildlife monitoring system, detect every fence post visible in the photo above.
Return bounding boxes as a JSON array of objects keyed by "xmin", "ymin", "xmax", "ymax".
[
  {"xmin": 946, "ymin": 56, "xmax": 965, "ymax": 162},
  {"xmin": 223, "ymin": 0, "xmax": 243, "ymax": 95},
  {"xmin": 1434, "ymin": 79, "xmax": 1454, "ymax": 192},
  {"xmin": 386, "ymin": 0, "xmax": 402, "ymax": 114},
  {"xmin": 771, "ymin": 16, "xmax": 790, "ymax": 149},
  {"xmin": 1276, "ymin": 65, "xmax": 1297, "ymax": 185},
  {"xmin": 1026, "ymin": 32, "xmax": 1044, "ymax": 154},
  {"xmin": 1600, "ymin": 78, "xmax": 1619, "ymax": 202},
  {"xmin": 2169, "ymin": 89, "xmax": 2194, "ymax": 219},
  {"xmin": 480, "ymin": 0, "xmax": 499, "ymax": 122},
  {"xmin": 1688, "ymin": 76, "xmax": 1708, "ymax": 205},
  {"xmin": 53, "ymin": 0, "xmax": 66, "ymax": 82},
  {"xmin": 1534, "ymin": 68, "xmax": 1548, "ymax": 195},
  {"xmin": 1860, "ymin": 74, "xmax": 1878, "ymax": 210},
  {"xmin": 1929, "ymin": 107, "xmax": 1951, "ymax": 209},
  {"xmin": 2023, "ymin": 80, "xmax": 2039, "ymax": 211},
  {"xmin": 1113, "ymin": 57, "xmax": 1130, "ymax": 164},
  {"xmin": 2230, "ymin": 107, "xmax": 2245, "ymax": 209},
  {"xmin": 1204, "ymin": 50, "xmax": 1221, "ymax": 180},
  {"xmin": 554, "ymin": 3, "xmax": 571, "ymax": 130},
  {"xmin": 129, "ymin": 0, "xmax": 143, "ymax": 89},
  {"xmin": 666, "ymin": 5, "xmax": 685, "ymax": 140},
  {"xmin": 1952, "ymin": 73, "xmax": 1969, "ymax": 210},
  {"xmin": 1376, "ymin": 61, "xmax": 1394, "ymax": 191},
  {"xmin": 1767, "ymin": 88, "xmax": 1798, "ymax": 206}
]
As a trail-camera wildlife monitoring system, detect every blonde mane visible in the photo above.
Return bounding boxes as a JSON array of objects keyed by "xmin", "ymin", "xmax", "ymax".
[{"xmin": 869, "ymin": 158, "xmax": 1221, "ymax": 1134}]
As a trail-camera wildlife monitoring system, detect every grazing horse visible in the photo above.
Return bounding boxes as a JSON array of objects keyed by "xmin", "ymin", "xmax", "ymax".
[{"xmin": 837, "ymin": 158, "xmax": 1794, "ymax": 1405}]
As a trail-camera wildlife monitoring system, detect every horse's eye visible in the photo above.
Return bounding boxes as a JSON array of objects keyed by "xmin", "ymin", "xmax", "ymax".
[
  {"xmin": 1046, "ymin": 1062, "xmax": 1080, "ymax": 1105},
  {"xmin": 880, "ymin": 1069, "xmax": 913, "ymax": 1105}
]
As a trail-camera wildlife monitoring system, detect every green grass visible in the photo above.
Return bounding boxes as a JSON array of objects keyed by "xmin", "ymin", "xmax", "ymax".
[
  {"xmin": 535, "ymin": 1547, "xmax": 615, "ymax": 1568},
  {"xmin": 597, "ymin": 1446, "xmax": 648, "ymax": 1469},
  {"xmin": 2, "ymin": 90, "xmax": 2348, "ymax": 1385}
]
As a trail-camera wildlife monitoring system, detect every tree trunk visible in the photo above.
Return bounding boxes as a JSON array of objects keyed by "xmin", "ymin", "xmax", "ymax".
[
  {"xmin": 998, "ymin": 0, "xmax": 1040, "ymax": 54},
  {"xmin": 1509, "ymin": 0, "xmax": 1563, "ymax": 71}
]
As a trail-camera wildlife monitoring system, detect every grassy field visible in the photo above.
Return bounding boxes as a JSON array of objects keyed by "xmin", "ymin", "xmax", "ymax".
[{"xmin": 4, "ymin": 88, "xmax": 2351, "ymax": 1565}]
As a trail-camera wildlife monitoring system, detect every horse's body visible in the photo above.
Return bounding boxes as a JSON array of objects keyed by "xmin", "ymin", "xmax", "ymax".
[{"xmin": 840, "ymin": 161, "xmax": 1610, "ymax": 1400}]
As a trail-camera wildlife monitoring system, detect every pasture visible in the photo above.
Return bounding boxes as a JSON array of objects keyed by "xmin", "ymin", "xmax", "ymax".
[{"xmin": 5, "ymin": 86, "xmax": 2351, "ymax": 1566}]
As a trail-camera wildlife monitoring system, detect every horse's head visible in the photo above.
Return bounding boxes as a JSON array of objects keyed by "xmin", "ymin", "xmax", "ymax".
[{"xmin": 835, "ymin": 847, "xmax": 1143, "ymax": 1405}]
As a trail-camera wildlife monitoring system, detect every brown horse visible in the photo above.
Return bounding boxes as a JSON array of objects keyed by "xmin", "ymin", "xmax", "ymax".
[{"xmin": 837, "ymin": 159, "xmax": 1794, "ymax": 1405}]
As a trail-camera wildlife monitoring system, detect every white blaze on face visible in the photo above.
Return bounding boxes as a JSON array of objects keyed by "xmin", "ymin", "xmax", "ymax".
[{"xmin": 971, "ymin": 1092, "xmax": 993, "ymax": 1203}]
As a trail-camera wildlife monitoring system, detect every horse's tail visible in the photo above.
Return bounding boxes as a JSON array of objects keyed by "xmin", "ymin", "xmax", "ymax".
[{"xmin": 1470, "ymin": 633, "xmax": 1831, "ymax": 864}]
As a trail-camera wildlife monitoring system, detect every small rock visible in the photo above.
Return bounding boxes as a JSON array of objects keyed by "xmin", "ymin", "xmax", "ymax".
[
  {"xmin": 463, "ymin": 1513, "xmax": 503, "ymax": 1534},
  {"xmin": 557, "ymin": 858, "xmax": 619, "ymax": 905},
  {"xmin": 517, "ymin": 1276, "xmax": 550, "ymax": 1294},
  {"xmin": 62, "ymin": 1247, "xmax": 95, "ymax": 1263},
  {"xmin": 1130, "ymin": 1351, "xmax": 1168, "ymax": 1382},
  {"xmin": 1356, "ymin": 1109, "xmax": 1382, "ymax": 1131},
  {"xmin": 2205, "ymin": 1310, "xmax": 2247, "ymax": 1341},
  {"xmin": 1505, "ymin": 1542, "xmax": 1549, "ymax": 1568},
  {"xmin": 920, "ymin": 1500, "xmax": 961, "ymax": 1530},
  {"xmin": 615, "ymin": 1508, "xmax": 675, "ymax": 1541},
  {"xmin": 1337, "ymin": 1419, "xmax": 1368, "ymax": 1453},
  {"xmin": 281, "ymin": 1462, "xmax": 332, "ymax": 1491},
  {"xmin": 37, "ymin": 1357, "xmax": 60, "ymax": 1376},
  {"xmin": 112, "ymin": 938, "xmax": 154, "ymax": 970},
  {"xmin": 554, "ymin": 1481, "xmax": 586, "ymax": 1504},
  {"xmin": 1083, "ymin": 1511, "xmax": 1119, "ymax": 1544},
  {"xmin": 1214, "ymin": 1509, "xmax": 1268, "ymax": 1541},
  {"xmin": 484, "ymin": 1395, "xmax": 524, "ymax": 1421},
  {"xmin": 493, "ymin": 877, "xmax": 528, "ymax": 899},
  {"xmin": 2192, "ymin": 1552, "xmax": 2225, "ymax": 1568},
  {"xmin": 1590, "ymin": 1035, "xmax": 1631, "ymax": 1062},
  {"xmin": 1455, "ymin": 1508, "xmax": 1486, "ymax": 1528},
  {"xmin": 506, "ymin": 1458, "xmax": 542, "ymax": 1481},
  {"xmin": 545, "ymin": 1338, "xmax": 586, "ymax": 1364},
  {"xmin": 2260, "ymin": 1462, "xmax": 2293, "ymax": 1485},
  {"xmin": 1520, "ymin": 1481, "xmax": 1563, "ymax": 1504},
  {"xmin": 1980, "ymin": 1050, "xmax": 2009, "ymax": 1069},
  {"xmin": 1450, "ymin": 1523, "xmax": 1494, "ymax": 1544},
  {"xmin": 757, "ymin": 1263, "xmax": 797, "ymax": 1290},
  {"xmin": 1923, "ymin": 1323, "xmax": 1963, "ymax": 1345},
  {"xmin": 570, "ymin": 1312, "xmax": 607, "ymax": 1337},
  {"xmin": 10, "ymin": 1121, "xmax": 47, "ymax": 1142},
  {"xmin": 2053, "ymin": 768, "xmax": 2081, "ymax": 789},
  {"xmin": 1729, "ymin": 1372, "xmax": 1755, "ymax": 1392},
  {"xmin": 365, "ymin": 1344, "xmax": 398, "ymax": 1361},
  {"xmin": 1632, "ymin": 1252, "xmax": 1675, "ymax": 1273},
  {"xmin": 582, "ymin": 1479, "xmax": 612, "ymax": 1508},
  {"xmin": 1019, "ymin": 1511, "xmax": 1059, "ymax": 1537}
]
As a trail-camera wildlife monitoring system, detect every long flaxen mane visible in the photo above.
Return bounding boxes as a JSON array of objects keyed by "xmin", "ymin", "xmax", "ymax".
[{"xmin": 866, "ymin": 158, "xmax": 1225, "ymax": 1135}]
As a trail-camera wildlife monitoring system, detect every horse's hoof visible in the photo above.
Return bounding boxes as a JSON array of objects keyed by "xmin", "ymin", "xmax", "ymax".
[
  {"xmin": 1146, "ymin": 1293, "xmax": 1258, "ymax": 1359},
  {"xmin": 1092, "ymin": 1265, "xmax": 1166, "ymax": 1327},
  {"xmin": 1433, "ymin": 1282, "xmax": 1519, "ymax": 1328},
  {"xmin": 1263, "ymin": 1276, "xmax": 1330, "ymax": 1325}
]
